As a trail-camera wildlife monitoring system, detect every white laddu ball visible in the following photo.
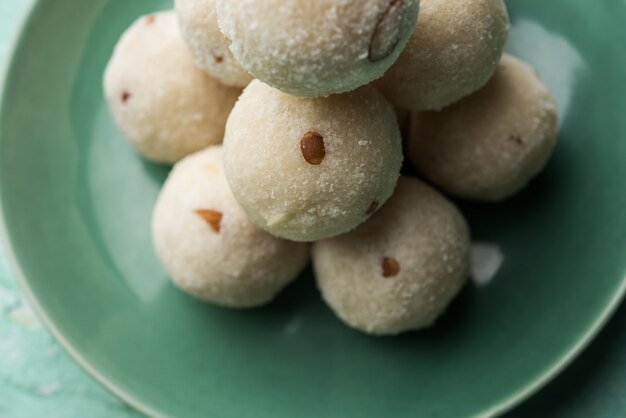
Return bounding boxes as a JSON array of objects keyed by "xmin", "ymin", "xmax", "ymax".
[
  {"xmin": 103, "ymin": 11, "xmax": 241, "ymax": 164},
  {"xmin": 152, "ymin": 146, "xmax": 310, "ymax": 308},
  {"xmin": 223, "ymin": 81, "xmax": 403, "ymax": 242},
  {"xmin": 374, "ymin": 0, "xmax": 509, "ymax": 111},
  {"xmin": 216, "ymin": 0, "xmax": 420, "ymax": 97},
  {"xmin": 408, "ymin": 54, "xmax": 559, "ymax": 201},
  {"xmin": 175, "ymin": 0, "xmax": 253, "ymax": 88},
  {"xmin": 313, "ymin": 176, "xmax": 470, "ymax": 336}
]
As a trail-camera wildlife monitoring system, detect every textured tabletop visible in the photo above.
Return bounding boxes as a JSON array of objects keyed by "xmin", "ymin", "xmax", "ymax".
[{"xmin": 1, "ymin": 2, "xmax": 625, "ymax": 418}]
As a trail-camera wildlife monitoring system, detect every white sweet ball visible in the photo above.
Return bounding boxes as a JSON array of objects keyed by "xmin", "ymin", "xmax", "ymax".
[
  {"xmin": 104, "ymin": 11, "xmax": 241, "ymax": 164},
  {"xmin": 223, "ymin": 81, "xmax": 403, "ymax": 242},
  {"xmin": 152, "ymin": 146, "xmax": 310, "ymax": 308},
  {"xmin": 313, "ymin": 176, "xmax": 470, "ymax": 335},
  {"xmin": 175, "ymin": 0, "xmax": 253, "ymax": 88},
  {"xmin": 408, "ymin": 54, "xmax": 559, "ymax": 201},
  {"xmin": 374, "ymin": 0, "xmax": 509, "ymax": 111},
  {"xmin": 216, "ymin": 0, "xmax": 420, "ymax": 97}
]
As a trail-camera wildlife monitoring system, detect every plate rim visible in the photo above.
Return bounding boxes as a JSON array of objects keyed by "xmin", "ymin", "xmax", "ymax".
[{"xmin": 1, "ymin": 1, "xmax": 625, "ymax": 417}]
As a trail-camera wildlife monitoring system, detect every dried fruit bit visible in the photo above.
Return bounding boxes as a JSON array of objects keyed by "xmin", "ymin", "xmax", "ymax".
[
  {"xmin": 145, "ymin": 15, "xmax": 157, "ymax": 25},
  {"xmin": 509, "ymin": 135, "xmax": 525, "ymax": 145},
  {"xmin": 382, "ymin": 256, "xmax": 401, "ymax": 278},
  {"xmin": 366, "ymin": 201, "xmax": 379, "ymax": 215},
  {"xmin": 121, "ymin": 91, "xmax": 131, "ymax": 103},
  {"xmin": 300, "ymin": 131, "xmax": 326, "ymax": 165},
  {"xmin": 194, "ymin": 209, "xmax": 223, "ymax": 233},
  {"xmin": 369, "ymin": 0, "xmax": 404, "ymax": 62}
]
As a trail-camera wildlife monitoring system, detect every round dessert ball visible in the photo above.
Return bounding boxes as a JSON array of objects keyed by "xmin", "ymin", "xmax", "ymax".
[
  {"xmin": 216, "ymin": 0, "xmax": 420, "ymax": 97},
  {"xmin": 152, "ymin": 146, "xmax": 310, "ymax": 308},
  {"xmin": 103, "ymin": 11, "xmax": 241, "ymax": 164},
  {"xmin": 313, "ymin": 176, "xmax": 470, "ymax": 336},
  {"xmin": 223, "ymin": 81, "xmax": 403, "ymax": 242},
  {"xmin": 175, "ymin": 0, "xmax": 253, "ymax": 88},
  {"xmin": 408, "ymin": 54, "xmax": 559, "ymax": 201},
  {"xmin": 374, "ymin": 0, "xmax": 509, "ymax": 111}
]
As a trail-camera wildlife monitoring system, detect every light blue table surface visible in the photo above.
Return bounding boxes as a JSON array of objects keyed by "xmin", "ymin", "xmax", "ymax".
[
  {"xmin": 0, "ymin": 2, "xmax": 140, "ymax": 418},
  {"xmin": 1, "ymin": 2, "xmax": 626, "ymax": 418}
]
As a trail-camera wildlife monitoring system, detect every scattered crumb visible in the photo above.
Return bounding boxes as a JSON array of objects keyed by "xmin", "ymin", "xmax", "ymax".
[
  {"xmin": 284, "ymin": 315, "xmax": 302, "ymax": 336},
  {"xmin": 9, "ymin": 302, "xmax": 39, "ymax": 330},
  {"xmin": 470, "ymin": 242, "xmax": 504, "ymax": 286},
  {"xmin": 37, "ymin": 380, "xmax": 61, "ymax": 396}
]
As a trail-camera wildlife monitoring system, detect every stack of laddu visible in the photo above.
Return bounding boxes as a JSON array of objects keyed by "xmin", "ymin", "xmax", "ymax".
[{"xmin": 103, "ymin": 0, "xmax": 558, "ymax": 336}]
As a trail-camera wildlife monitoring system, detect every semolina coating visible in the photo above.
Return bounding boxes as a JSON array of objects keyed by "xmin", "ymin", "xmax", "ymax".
[
  {"xmin": 223, "ymin": 81, "xmax": 403, "ymax": 242},
  {"xmin": 374, "ymin": 0, "xmax": 509, "ymax": 111},
  {"xmin": 152, "ymin": 146, "xmax": 310, "ymax": 308},
  {"xmin": 103, "ymin": 11, "xmax": 241, "ymax": 164},
  {"xmin": 408, "ymin": 54, "xmax": 559, "ymax": 201},
  {"xmin": 216, "ymin": 0, "xmax": 420, "ymax": 97},
  {"xmin": 313, "ymin": 176, "xmax": 470, "ymax": 336},
  {"xmin": 175, "ymin": 0, "xmax": 253, "ymax": 88}
]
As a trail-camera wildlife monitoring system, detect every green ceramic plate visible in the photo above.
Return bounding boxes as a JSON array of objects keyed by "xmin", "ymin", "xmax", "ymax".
[{"xmin": 1, "ymin": 0, "xmax": 625, "ymax": 417}]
